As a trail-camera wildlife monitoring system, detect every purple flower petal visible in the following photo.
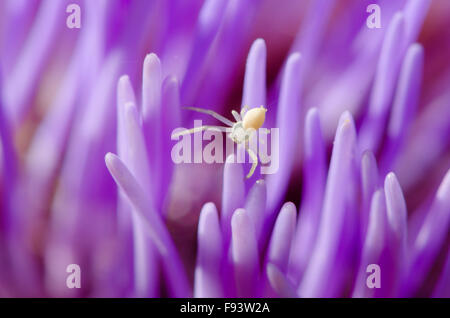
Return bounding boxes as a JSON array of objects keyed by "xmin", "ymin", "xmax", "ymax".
[
  {"xmin": 160, "ymin": 76, "xmax": 181, "ymax": 213},
  {"xmin": 116, "ymin": 75, "xmax": 137, "ymax": 237},
  {"xmin": 384, "ymin": 172, "xmax": 408, "ymax": 294},
  {"xmin": 403, "ymin": 169, "xmax": 450, "ymax": 296},
  {"xmin": 105, "ymin": 153, "xmax": 164, "ymax": 256},
  {"xmin": 384, "ymin": 172, "xmax": 408, "ymax": 256},
  {"xmin": 1, "ymin": 0, "xmax": 448, "ymax": 298},
  {"xmin": 290, "ymin": 0, "xmax": 336, "ymax": 75},
  {"xmin": 0, "ymin": 72, "xmax": 17, "ymax": 217},
  {"xmin": 359, "ymin": 13, "xmax": 406, "ymax": 153},
  {"xmin": 361, "ymin": 150, "xmax": 380, "ymax": 236},
  {"xmin": 289, "ymin": 107, "xmax": 326, "ymax": 284},
  {"xmin": 142, "ymin": 53, "xmax": 162, "ymax": 121},
  {"xmin": 25, "ymin": 10, "xmax": 105, "ymax": 192},
  {"xmin": 181, "ymin": 0, "xmax": 228, "ymax": 104},
  {"xmin": 124, "ymin": 102, "xmax": 159, "ymax": 297},
  {"xmin": 381, "ymin": 44, "xmax": 424, "ymax": 174},
  {"xmin": 267, "ymin": 53, "xmax": 302, "ymax": 211},
  {"xmin": 4, "ymin": 0, "xmax": 64, "ymax": 127},
  {"xmin": 352, "ymin": 189, "xmax": 388, "ymax": 298},
  {"xmin": 105, "ymin": 152, "xmax": 190, "ymax": 297},
  {"xmin": 245, "ymin": 179, "xmax": 267, "ymax": 250},
  {"xmin": 117, "ymin": 75, "xmax": 137, "ymax": 161},
  {"xmin": 394, "ymin": 90, "xmax": 450, "ymax": 190},
  {"xmin": 231, "ymin": 208, "xmax": 259, "ymax": 297},
  {"xmin": 242, "ymin": 38, "xmax": 266, "ymax": 109},
  {"xmin": 266, "ymin": 202, "xmax": 296, "ymax": 273},
  {"xmin": 403, "ymin": 0, "xmax": 432, "ymax": 44},
  {"xmin": 432, "ymin": 249, "xmax": 450, "ymax": 298},
  {"xmin": 221, "ymin": 154, "xmax": 245, "ymax": 243},
  {"xmin": 124, "ymin": 102, "xmax": 153, "ymax": 196},
  {"xmin": 194, "ymin": 0, "xmax": 261, "ymax": 107},
  {"xmin": 266, "ymin": 263, "xmax": 298, "ymax": 298},
  {"xmin": 142, "ymin": 54, "xmax": 163, "ymax": 209},
  {"xmin": 300, "ymin": 111, "xmax": 358, "ymax": 297},
  {"xmin": 194, "ymin": 202, "xmax": 224, "ymax": 297},
  {"xmin": 1, "ymin": 0, "xmax": 37, "ymax": 72}
]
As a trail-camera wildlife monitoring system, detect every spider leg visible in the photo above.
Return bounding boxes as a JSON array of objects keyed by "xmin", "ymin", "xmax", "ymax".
[
  {"xmin": 231, "ymin": 110, "xmax": 241, "ymax": 122},
  {"xmin": 259, "ymin": 128, "xmax": 270, "ymax": 145},
  {"xmin": 183, "ymin": 107, "xmax": 234, "ymax": 127},
  {"xmin": 171, "ymin": 125, "xmax": 229, "ymax": 139},
  {"xmin": 244, "ymin": 128, "xmax": 257, "ymax": 141},
  {"xmin": 240, "ymin": 105, "xmax": 249, "ymax": 118},
  {"xmin": 245, "ymin": 145, "xmax": 258, "ymax": 179}
]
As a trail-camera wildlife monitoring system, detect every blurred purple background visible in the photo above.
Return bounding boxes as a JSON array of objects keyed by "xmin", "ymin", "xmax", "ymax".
[{"xmin": 0, "ymin": 0, "xmax": 449, "ymax": 297}]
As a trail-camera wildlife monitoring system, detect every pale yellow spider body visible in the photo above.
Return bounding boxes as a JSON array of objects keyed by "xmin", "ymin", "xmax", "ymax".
[
  {"xmin": 242, "ymin": 106, "xmax": 267, "ymax": 131},
  {"xmin": 172, "ymin": 105, "xmax": 268, "ymax": 178}
]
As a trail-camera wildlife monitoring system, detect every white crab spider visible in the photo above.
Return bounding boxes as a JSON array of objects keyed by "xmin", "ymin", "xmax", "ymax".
[{"xmin": 171, "ymin": 105, "xmax": 268, "ymax": 179}]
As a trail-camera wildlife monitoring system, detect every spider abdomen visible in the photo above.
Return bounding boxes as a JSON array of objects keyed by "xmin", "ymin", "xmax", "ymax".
[{"xmin": 242, "ymin": 106, "xmax": 267, "ymax": 131}]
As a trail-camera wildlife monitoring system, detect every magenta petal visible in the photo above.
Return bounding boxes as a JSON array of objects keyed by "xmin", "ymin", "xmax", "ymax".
[
  {"xmin": 221, "ymin": 154, "xmax": 245, "ymax": 243},
  {"xmin": 266, "ymin": 263, "xmax": 298, "ymax": 298},
  {"xmin": 432, "ymin": 249, "xmax": 450, "ymax": 298},
  {"xmin": 142, "ymin": 53, "xmax": 162, "ymax": 121},
  {"xmin": 124, "ymin": 103, "xmax": 153, "ymax": 196},
  {"xmin": 130, "ymin": 215, "xmax": 159, "ymax": 297},
  {"xmin": 403, "ymin": 169, "xmax": 450, "ymax": 296},
  {"xmin": 231, "ymin": 208, "xmax": 259, "ymax": 297},
  {"xmin": 290, "ymin": 0, "xmax": 336, "ymax": 72},
  {"xmin": 267, "ymin": 53, "xmax": 303, "ymax": 211},
  {"xmin": 160, "ymin": 76, "xmax": 181, "ymax": 213},
  {"xmin": 181, "ymin": 0, "xmax": 228, "ymax": 104},
  {"xmin": 194, "ymin": 202, "xmax": 224, "ymax": 298},
  {"xmin": 105, "ymin": 153, "xmax": 190, "ymax": 297},
  {"xmin": 0, "ymin": 73, "xmax": 16, "ymax": 217},
  {"xmin": 142, "ymin": 54, "xmax": 163, "ymax": 206},
  {"xmin": 116, "ymin": 75, "xmax": 137, "ymax": 236},
  {"xmin": 4, "ymin": 0, "xmax": 64, "ymax": 127},
  {"xmin": 381, "ymin": 44, "xmax": 424, "ymax": 173},
  {"xmin": 352, "ymin": 189, "xmax": 388, "ymax": 298},
  {"xmin": 384, "ymin": 172, "xmax": 408, "ymax": 294},
  {"xmin": 359, "ymin": 13, "xmax": 405, "ymax": 153},
  {"xmin": 403, "ymin": 0, "xmax": 432, "ymax": 44},
  {"xmin": 266, "ymin": 202, "xmax": 296, "ymax": 273},
  {"xmin": 124, "ymin": 102, "xmax": 159, "ymax": 297},
  {"xmin": 387, "ymin": 43, "xmax": 424, "ymax": 142},
  {"xmin": 2, "ymin": 0, "xmax": 448, "ymax": 298},
  {"xmin": 106, "ymin": 153, "xmax": 165, "ymax": 256},
  {"xmin": 394, "ymin": 91, "xmax": 450, "ymax": 190},
  {"xmin": 245, "ymin": 179, "xmax": 267, "ymax": 250},
  {"xmin": 384, "ymin": 172, "xmax": 408, "ymax": 256},
  {"xmin": 117, "ymin": 75, "xmax": 137, "ymax": 161},
  {"xmin": 361, "ymin": 150, "xmax": 380, "ymax": 236},
  {"xmin": 299, "ymin": 108, "xmax": 327, "ymax": 217},
  {"xmin": 25, "ymin": 20, "xmax": 104, "ymax": 198},
  {"xmin": 1, "ymin": 0, "xmax": 36, "ymax": 71},
  {"xmin": 300, "ymin": 111, "xmax": 358, "ymax": 297},
  {"xmin": 194, "ymin": 0, "xmax": 260, "ymax": 107},
  {"xmin": 289, "ymin": 107, "xmax": 326, "ymax": 284},
  {"xmin": 50, "ymin": 52, "xmax": 121, "ymax": 211},
  {"xmin": 242, "ymin": 38, "xmax": 266, "ymax": 109}
]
